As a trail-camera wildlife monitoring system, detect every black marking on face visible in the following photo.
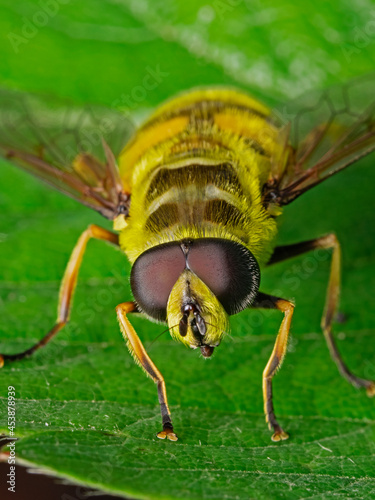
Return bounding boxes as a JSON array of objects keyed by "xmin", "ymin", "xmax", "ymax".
[
  {"xmin": 179, "ymin": 313, "xmax": 188, "ymax": 337},
  {"xmin": 190, "ymin": 318, "xmax": 199, "ymax": 337},
  {"xmin": 180, "ymin": 302, "xmax": 207, "ymax": 342}
]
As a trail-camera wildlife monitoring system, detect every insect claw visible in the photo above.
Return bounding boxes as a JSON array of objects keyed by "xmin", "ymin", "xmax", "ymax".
[
  {"xmin": 157, "ymin": 428, "xmax": 178, "ymax": 441},
  {"xmin": 271, "ymin": 429, "xmax": 289, "ymax": 442},
  {"xmin": 366, "ymin": 383, "xmax": 375, "ymax": 397}
]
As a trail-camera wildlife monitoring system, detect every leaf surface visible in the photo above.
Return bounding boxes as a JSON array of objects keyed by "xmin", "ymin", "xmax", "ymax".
[{"xmin": 1, "ymin": 1, "xmax": 375, "ymax": 498}]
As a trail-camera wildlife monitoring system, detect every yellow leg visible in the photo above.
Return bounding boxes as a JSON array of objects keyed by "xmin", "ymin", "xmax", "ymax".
[
  {"xmin": 318, "ymin": 234, "xmax": 375, "ymax": 396},
  {"xmin": 269, "ymin": 234, "xmax": 375, "ymax": 396},
  {"xmin": 0, "ymin": 224, "xmax": 119, "ymax": 367},
  {"xmin": 253, "ymin": 292, "xmax": 294, "ymax": 441},
  {"xmin": 116, "ymin": 302, "xmax": 178, "ymax": 442}
]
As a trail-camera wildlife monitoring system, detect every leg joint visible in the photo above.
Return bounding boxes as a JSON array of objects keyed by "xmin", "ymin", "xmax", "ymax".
[
  {"xmin": 276, "ymin": 299, "xmax": 294, "ymax": 314},
  {"xmin": 316, "ymin": 233, "xmax": 339, "ymax": 250}
]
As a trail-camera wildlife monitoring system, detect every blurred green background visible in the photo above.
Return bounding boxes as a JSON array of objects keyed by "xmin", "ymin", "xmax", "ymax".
[{"xmin": 0, "ymin": 1, "xmax": 375, "ymax": 499}]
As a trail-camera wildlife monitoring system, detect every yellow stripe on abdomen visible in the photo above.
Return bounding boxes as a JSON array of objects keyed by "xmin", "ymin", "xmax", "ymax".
[
  {"xmin": 118, "ymin": 87, "xmax": 280, "ymax": 266},
  {"xmin": 148, "ymin": 87, "xmax": 271, "ymax": 122}
]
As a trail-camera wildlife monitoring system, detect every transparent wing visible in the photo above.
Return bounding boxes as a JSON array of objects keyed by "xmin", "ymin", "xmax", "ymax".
[
  {"xmin": 0, "ymin": 88, "xmax": 135, "ymax": 219},
  {"xmin": 264, "ymin": 74, "xmax": 375, "ymax": 206}
]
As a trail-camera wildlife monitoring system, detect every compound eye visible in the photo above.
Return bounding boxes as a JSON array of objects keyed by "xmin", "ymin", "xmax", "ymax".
[
  {"xmin": 131, "ymin": 243, "xmax": 186, "ymax": 321},
  {"xmin": 187, "ymin": 238, "xmax": 260, "ymax": 314}
]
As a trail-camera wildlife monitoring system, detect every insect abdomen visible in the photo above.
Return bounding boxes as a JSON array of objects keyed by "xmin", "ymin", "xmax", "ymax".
[{"xmin": 119, "ymin": 88, "xmax": 280, "ymax": 266}]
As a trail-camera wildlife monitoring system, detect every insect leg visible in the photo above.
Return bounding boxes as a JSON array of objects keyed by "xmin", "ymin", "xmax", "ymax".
[
  {"xmin": 251, "ymin": 292, "xmax": 294, "ymax": 442},
  {"xmin": 116, "ymin": 301, "xmax": 178, "ymax": 442},
  {"xmin": 269, "ymin": 234, "xmax": 375, "ymax": 396},
  {"xmin": 0, "ymin": 224, "xmax": 119, "ymax": 367}
]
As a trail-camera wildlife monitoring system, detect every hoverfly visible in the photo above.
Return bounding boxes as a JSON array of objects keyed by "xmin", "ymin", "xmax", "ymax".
[{"xmin": 0, "ymin": 75, "xmax": 374, "ymax": 442}]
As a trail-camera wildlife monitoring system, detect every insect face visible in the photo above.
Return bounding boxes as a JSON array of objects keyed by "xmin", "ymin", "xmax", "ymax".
[
  {"xmin": 167, "ymin": 268, "xmax": 229, "ymax": 356},
  {"xmin": 130, "ymin": 238, "xmax": 261, "ymax": 355}
]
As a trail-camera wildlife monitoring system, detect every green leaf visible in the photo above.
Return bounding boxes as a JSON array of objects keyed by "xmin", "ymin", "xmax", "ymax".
[{"xmin": 1, "ymin": 1, "xmax": 375, "ymax": 499}]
